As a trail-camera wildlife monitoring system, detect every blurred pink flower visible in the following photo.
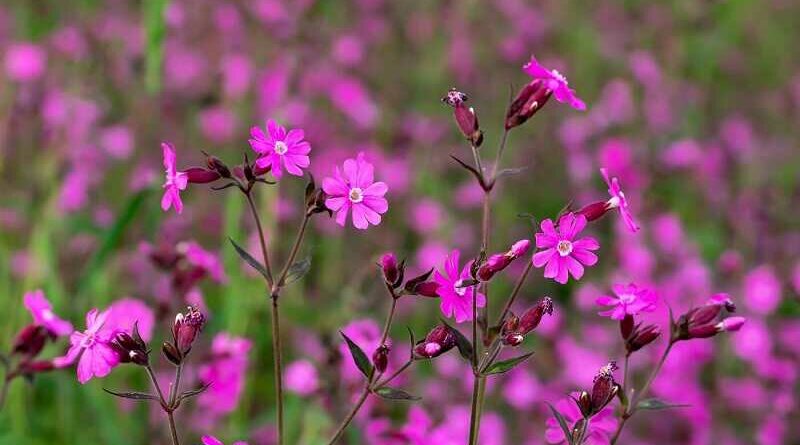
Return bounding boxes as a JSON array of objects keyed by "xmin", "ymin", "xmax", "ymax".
[
  {"xmin": 250, "ymin": 119, "xmax": 311, "ymax": 179},
  {"xmin": 434, "ymin": 250, "xmax": 486, "ymax": 323},
  {"xmin": 198, "ymin": 334, "xmax": 252, "ymax": 415},
  {"xmin": 743, "ymin": 265, "xmax": 782, "ymax": 315},
  {"xmin": 4, "ymin": 42, "xmax": 46, "ymax": 82},
  {"xmin": 408, "ymin": 198, "xmax": 445, "ymax": 233},
  {"xmin": 199, "ymin": 106, "xmax": 237, "ymax": 143},
  {"xmin": 596, "ymin": 283, "xmax": 657, "ymax": 320},
  {"xmin": 600, "ymin": 168, "xmax": 639, "ymax": 232},
  {"xmin": 339, "ymin": 319, "xmax": 381, "ymax": 382},
  {"xmin": 533, "ymin": 213, "xmax": 599, "ymax": 284},
  {"xmin": 183, "ymin": 241, "xmax": 227, "ymax": 283},
  {"xmin": 55, "ymin": 309, "xmax": 120, "ymax": 384},
  {"xmin": 545, "ymin": 395, "xmax": 617, "ymax": 445},
  {"xmin": 523, "ymin": 55, "xmax": 586, "ymax": 110},
  {"xmin": 284, "ymin": 360, "xmax": 319, "ymax": 396},
  {"xmin": 202, "ymin": 436, "xmax": 248, "ymax": 445},
  {"xmin": 105, "ymin": 298, "xmax": 155, "ymax": 342},
  {"xmin": 23, "ymin": 289, "xmax": 73, "ymax": 336},
  {"xmin": 99, "ymin": 125, "xmax": 134, "ymax": 159},
  {"xmin": 161, "ymin": 142, "xmax": 187, "ymax": 214},
  {"xmin": 323, "ymin": 152, "xmax": 389, "ymax": 230}
]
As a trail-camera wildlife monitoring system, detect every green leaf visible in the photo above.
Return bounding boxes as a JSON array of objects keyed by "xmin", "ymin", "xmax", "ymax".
[
  {"xmin": 284, "ymin": 257, "xmax": 311, "ymax": 285},
  {"xmin": 374, "ymin": 387, "xmax": 421, "ymax": 401},
  {"xmin": 178, "ymin": 383, "xmax": 212, "ymax": 402},
  {"xmin": 229, "ymin": 237, "xmax": 269, "ymax": 279},
  {"xmin": 546, "ymin": 402, "xmax": 575, "ymax": 445},
  {"xmin": 484, "ymin": 352, "xmax": 535, "ymax": 375},
  {"xmin": 103, "ymin": 388, "xmax": 160, "ymax": 402},
  {"xmin": 637, "ymin": 398, "xmax": 690, "ymax": 410},
  {"xmin": 440, "ymin": 319, "xmax": 473, "ymax": 363},
  {"xmin": 340, "ymin": 331, "xmax": 373, "ymax": 379}
]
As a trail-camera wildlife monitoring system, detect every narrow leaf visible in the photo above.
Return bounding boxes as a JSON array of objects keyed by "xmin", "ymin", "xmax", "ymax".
[
  {"xmin": 178, "ymin": 383, "xmax": 212, "ymax": 402},
  {"xmin": 284, "ymin": 257, "xmax": 311, "ymax": 285},
  {"xmin": 496, "ymin": 167, "xmax": 527, "ymax": 178},
  {"xmin": 484, "ymin": 352, "xmax": 535, "ymax": 375},
  {"xmin": 449, "ymin": 155, "xmax": 487, "ymax": 189},
  {"xmin": 546, "ymin": 402, "xmax": 575, "ymax": 445},
  {"xmin": 103, "ymin": 388, "xmax": 160, "ymax": 402},
  {"xmin": 229, "ymin": 237, "xmax": 269, "ymax": 279},
  {"xmin": 406, "ymin": 326, "xmax": 415, "ymax": 359},
  {"xmin": 637, "ymin": 398, "xmax": 690, "ymax": 410},
  {"xmin": 374, "ymin": 387, "xmax": 421, "ymax": 401},
  {"xmin": 440, "ymin": 319, "xmax": 473, "ymax": 363},
  {"xmin": 340, "ymin": 331, "xmax": 373, "ymax": 379}
]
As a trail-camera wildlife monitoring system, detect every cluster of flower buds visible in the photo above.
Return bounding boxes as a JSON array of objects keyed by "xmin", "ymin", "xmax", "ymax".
[
  {"xmin": 674, "ymin": 294, "xmax": 745, "ymax": 341},
  {"xmin": 182, "ymin": 150, "xmax": 274, "ymax": 194},
  {"xmin": 477, "ymin": 239, "xmax": 531, "ymax": 281},
  {"xmin": 163, "ymin": 306, "xmax": 206, "ymax": 365},
  {"xmin": 414, "ymin": 325, "xmax": 457, "ymax": 359},
  {"xmin": 505, "ymin": 79, "xmax": 554, "ymax": 129},
  {"xmin": 111, "ymin": 323, "xmax": 149, "ymax": 366},
  {"xmin": 377, "ymin": 253, "xmax": 440, "ymax": 298},
  {"xmin": 574, "ymin": 362, "xmax": 620, "ymax": 418},
  {"xmin": 442, "ymin": 88, "xmax": 483, "ymax": 147},
  {"xmin": 501, "ymin": 297, "xmax": 554, "ymax": 346},
  {"xmin": 619, "ymin": 314, "xmax": 661, "ymax": 354}
]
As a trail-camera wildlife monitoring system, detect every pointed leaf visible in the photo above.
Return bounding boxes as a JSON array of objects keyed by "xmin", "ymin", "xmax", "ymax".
[
  {"xmin": 103, "ymin": 388, "xmax": 160, "ymax": 402},
  {"xmin": 406, "ymin": 327, "xmax": 416, "ymax": 360},
  {"xmin": 229, "ymin": 238, "xmax": 269, "ymax": 279},
  {"xmin": 546, "ymin": 402, "xmax": 575, "ymax": 445},
  {"xmin": 284, "ymin": 257, "xmax": 311, "ymax": 285},
  {"xmin": 484, "ymin": 352, "xmax": 535, "ymax": 375},
  {"xmin": 374, "ymin": 387, "xmax": 421, "ymax": 401},
  {"xmin": 637, "ymin": 398, "xmax": 690, "ymax": 410},
  {"xmin": 449, "ymin": 155, "xmax": 487, "ymax": 189},
  {"xmin": 440, "ymin": 319, "xmax": 473, "ymax": 363},
  {"xmin": 178, "ymin": 382, "xmax": 212, "ymax": 402},
  {"xmin": 497, "ymin": 167, "xmax": 527, "ymax": 178},
  {"xmin": 340, "ymin": 331, "xmax": 373, "ymax": 379}
]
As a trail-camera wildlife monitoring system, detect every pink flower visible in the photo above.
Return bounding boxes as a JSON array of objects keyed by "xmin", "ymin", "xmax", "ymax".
[
  {"xmin": 4, "ymin": 42, "xmax": 47, "ymax": 82},
  {"xmin": 202, "ymin": 436, "xmax": 248, "ymax": 445},
  {"xmin": 161, "ymin": 142, "xmax": 188, "ymax": 214},
  {"xmin": 533, "ymin": 213, "xmax": 599, "ymax": 284},
  {"xmin": 198, "ymin": 333, "xmax": 252, "ymax": 416},
  {"xmin": 434, "ymin": 250, "xmax": 486, "ymax": 323},
  {"xmin": 23, "ymin": 289, "xmax": 73, "ymax": 336},
  {"xmin": 55, "ymin": 309, "xmax": 120, "ymax": 384},
  {"xmin": 284, "ymin": 360, "xmax": 319, "ymax": 396},
  {"xmin": 249, "ymin": 119, "xmax": 311, "ymax": 179},
  {"xmin": 323, "ymin": 152, "xmax": 388, "ymax": 230},
  {"xmin": 600, "ymin": 168, "xmax": 639, "ymax": 232},
  {"xmin": 523, "ymin": 55, "xmax": 586, "ymax": 110},
  {"xmin": 105, "ymin": 298, "xmax": 155, "ymax": 342},
  {"xmin": 595, "ymin": 283, "xmax": 658, "ymax": 320},
  {"xmin": 545, "ymin": 394, "xmax": 617, "ymax": 445},
  {"xmin": 184, "ymin": 241, "xmax": 227, "ymax": 283}
]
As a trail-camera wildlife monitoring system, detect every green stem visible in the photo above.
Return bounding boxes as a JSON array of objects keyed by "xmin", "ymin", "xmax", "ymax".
[
  {"xmin": 146, "ymin": 365, "xmax": 180, "ymax": 445},
  {"xmin": 244, "ymin": 191, "xmax": 274, "ymax": 287},
  {"xmin": 326, "ymin": 383, "xmax": 370, "ymax": 445}
]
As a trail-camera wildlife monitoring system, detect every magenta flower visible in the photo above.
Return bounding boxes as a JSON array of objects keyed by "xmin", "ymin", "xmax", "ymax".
[
  {"xmin": 184, "ymin": 241, "xmax": 227, "ymax": 283},
  {"xmin": 23, "ymin": 289, "xmax": 73, "ymax": 336},
  {"xmin": 523, "ymin": 55, "xmax": 586, "ymax": 110},
  {"xmin": 249, "ymin": 119, "xmax": 311, "ymax": 179},
  {"xmin": 161, "ymin": 142, "xmax": 188, "ymax": 214},
  {"xmin": 533, "ymin": 213, "xmax": 600, "ymax": 284},
  {"xmin": 600, "ymin": 168, "xmax": 639, "ymax": 232},
  {"xmin": 545, "ymin": 394, "xmax": 617, "ymax": 445},
  {"xmin": 55, "ymin": 309, "xmax": 120, "ymax": 384},
  {"xmin": 198, "ymin": 333, "xmax": 252, "ymax": 416},
  {"xmin": 284, "ymin": 360, "xmax": 319, "ymax": 396},
  {"xmin": 596, "ymin": 283, "xmax": 658, "ymax": 320},
  {"xmin": 434, "ymin": 250, "xmax": 486, "ymax": 323},
  {"xmin": 202, "ymin": 436, "xmax": 248, "ymax": 445},
  {"xmin": 323, "ymin": 152, "xmax": 388, "ymax": 230}
]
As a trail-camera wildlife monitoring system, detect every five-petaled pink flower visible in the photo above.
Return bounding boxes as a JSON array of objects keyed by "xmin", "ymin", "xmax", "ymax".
[
  {"xmin": 434, "ymin": 250, "xmax": 486, "ymax": 323},
  {"xmin": 161, "ymin": 142, "xmax": 188, "ymax": 214},
  {"xmin": 601, "ymin": 168, "xmax": 639, "ymax": 232},
  {"xmin": 596, "ymin": 283, "xmax": 657, "ymax": 320},
  {"xmin": 55, "ymin": 309, "xmax": 120, "ymax": 384},
  {"xmin": 249, "ymin": 119, "xmax": 311, "ymax": 179},
  {"xmin": 533, "ymin": 213, "xmax": 599, "ymax": 284},
  {"xmin": 23, "ymin": 289, "xmax": 73, "ymax": 336},
  {"xmin": 323, "ymin": 152, "xmax": 388, "ymax": 230},
  {"xmin": 523, "ymin": 55, "xmax": 586, "ymax": 110},
  {"xmin": 202, "ymin": 436, "xmax": 248, "ymax": 445}
]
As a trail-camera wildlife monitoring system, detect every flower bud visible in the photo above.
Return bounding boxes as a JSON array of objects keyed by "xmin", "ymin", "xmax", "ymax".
[
  {"xmin": 477, "ymin": 239, "xmax": 531, "ymax": 282},
  {"xmin": 372, "ymin": 344, "xmax": 390, "ymax": 373},
  {"xmin": 518, "ymin": 297, "xmax": 554, "ymax": 335},
  {"xmin": 172, "ymin": 306, "xmax": 205, "ymax": 357},
  {"xmin": 718, "ymin": 316, "xmax": 745, "ymax": 332},
  {"xmin": 414, "ymin": 325, "xmax": 456, "ymax": 359},
  {"xmin": 112, "ymin": 325, "xmax": 149, "ymax": 366},
  {"xmin": 575, "ymin": 390, "xmax": 592, "ymax": 417},
  {"xmin": 404, "ymin": 268, "xmax": 440, "ymax": 297},
  {"xmin": 162, "ymin": 342, "xmax": 181, "ymax": 366},
  {"xmin": 442, "ymin": 88, "xmax": 483, "ymax": 147},
  {"xmin": 17, "ymin": 360, "xmax": 55, "ymax": 375},
  {"xmin": 205, "ymin": 155, "xmax": 232, "ymax": 179},
  {"xmin": 184, "ymin": 167, "xmax": 222, "ymax": 184},
  {"xmin": 12, "ymin": 325, "xmax": 51, "ymax": 357},
  {"xmin": 588, "ymin": 362, "xmax": 619, "ymax": 416},
  {"xmin": 576, "ymin": 201, "xmax": 610, "ymax": 222},
  {"xmin": 625, "ymin": 323, "xmax": 660, "ymax": 353},
  {"xmin": 677, "ymin": 295, "xmax": 745, "ymax": 341},
  {"xmin": 620, "ymin": 314, "xmax": 634, "ymax": 340},
  {"xmin": 380, "ymin": 253, "xmax": 404, "ymax": 289},
  {"xmin": 505, "ymin": 79, "xmax": 553, "ymax": 129}
]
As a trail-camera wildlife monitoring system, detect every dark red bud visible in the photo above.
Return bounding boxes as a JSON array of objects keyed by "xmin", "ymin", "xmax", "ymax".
[
  {"xmin": 620, "ymin": 314, "xmax": 634, "ymax": 340},
  {"xmin": 112, "ymin": 331, "xmax": 149, "ymax": 366},
  {"xmin": 414, "ymin": 325, "xmax": 456, "ymax": 358},
  {"xmin": 162, "ymin": 342, "xmax": 181, "ymax": 365},
  {"xmin": 172, "ymin": 306, "xmax": 205, "ymax": 356},
  {"xmin": 577, "ymin": 201, "xmax": 610, "ymax": 222},
  {"xmin": 380, "ymin": 253, "xmax": 404, "ymax": 289},
  {"xmin": 13, "ymin": 325, "xmax": 51, "ymax": 357},
  {"xmin": 687, "ymin": 324, "xmax": 720, "ymax": 339},
  {"xmin": 184, "ymin": 167, "xmax": 222, "ymax": 184},
  {"xmin": 206, "ymin": 155, "xmax": 232, "ymax": 178},
  {"xmin": 17, "ymin": 360, "xmax": 55, "ymax": 375},
  {"xmin": 518, "ymin": 297, "xmax": 554, "ymax": 335},
  {"xmin": 589, "ymin": 362, "xmax": 619, "ymax": 415},
  {"xmin": 576, "ymin": 390, "xmax": 592, "ymax": 418},
  {"xmin": 372, "ymin": 345, "xmax": 389, "ymax": 373},
  {"xmin": 686, "ymin": 304, "xmax": 722, "ymax": 326},
  {"xmin": 505, "ymin": 80, "xmax": 553, "ymax": 129},
  {"xmin": 626, "ymin": 324, "xmax": 661, "ymax": 353},
  {"xmin": 404, "ymin": 268, "xmax": 440, "ymax": 297}
]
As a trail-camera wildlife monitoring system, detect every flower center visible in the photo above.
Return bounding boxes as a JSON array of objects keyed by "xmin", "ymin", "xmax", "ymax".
[
  {"xmin": 274, "ymin": 141, "xmax": 288, "ymax": 155},
  {"xmin": 79, "ymin": 332, "xmax": 96, "ymax": 348},
  {"xmin": 42, "ymin": 309, "xmax": 55, "ymax": 321},
  {"xmin": 348, "ymin": 187, "xmax": 364, "ymax": 203},
  {"xmin": 619, "ymin": 293, "xmax": 637, "ymax": 304},
  {"xmin": 453, "ymin": 279, "xmax": 467, "ymax": 296},
  {"xmin": 551, "ymin": 69, "xmax": 568, "ymax": 84},
  {"xmin": 556, "ymin": 240, "xmax": 573, "ymax": 257}
]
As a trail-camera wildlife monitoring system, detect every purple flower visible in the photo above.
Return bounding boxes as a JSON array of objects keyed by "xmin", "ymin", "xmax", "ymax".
[
  {"xmin": 183, "ymin": 241, "xmax": 227, "ymax": 283},
  {"xmin": 198, "ymin": 333, "xmax": 252, "ymax": 416},
  {"xmin": 545, "ymin": 394, "xmax": 617, "ymax": 445},
  {"xmin": 23, "ymin": 289, "xmax": 73, "ymax": 337},
  {"xmin": 55, "ymin": 309, "xmax": 120, "ymax": 384},
  {"xmin": 533, "ymin": 213, "xmax": 599, "ymax": 284},
  {"xmin": 323, "ymin": 152, "xmax": 388, "ymax": 230},
  {"xmin": 600, "ymin": 168, "xmax": 639, "ymax": 232},
  {"xmin": 202, "ymin": 436, "xmax": 248, "ymax": 445},
  {"xmin": 161, "ymin": 142, "xmax": 188, "ymax": 214},
  {"xmin": 284, "ymin": 360, "xmax": 319, "ymax": 396},
  {"xmin": 523, "ymin": 55, "xmax": 586, "ymax": 110},
  {"xmin": 596, "ymin": 283, "xmax": 658, "ymax": 320},
  {"xmin": 434, "ymin": 250, "xmax": 486, "ymax": 323},
  {"xmin": 249, "ymin": 119, "xmax": 311, "ymax": 179}
]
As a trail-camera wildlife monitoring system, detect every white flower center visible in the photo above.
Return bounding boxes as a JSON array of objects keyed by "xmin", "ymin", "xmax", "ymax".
[
  {"xmin": 619, "ymin": 293, "xmax": 637, "ymax": 304},
  {"xmin": 556, "ymin": 240, "xmax": 573, "ymax": 257},
  {"xmin": 551, "ymin": 69, "xmax": 568, "ymax": 84},
  {"xmin": 274, "ymin": 141, "xmax": 288, "ymax": 155},
  {"xmin": 80, "ymin": 332, "xmax": 97, "ymax": 348},
  {"xmin": 42, "ymin": 309, "xmax": 55, "ymax": 321},
  {"xmin": 453, "ymin": 279, "xmax": 467, "ymax": 296},
  {"xmin": 348, "ymin": 187, "xmax": 364, "ymax": 203}
]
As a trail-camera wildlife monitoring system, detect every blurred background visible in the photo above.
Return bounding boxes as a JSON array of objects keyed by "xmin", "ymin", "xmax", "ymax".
[{"xmin": 0, "ymin": 0, "xmax": 799, "ymax": 444}]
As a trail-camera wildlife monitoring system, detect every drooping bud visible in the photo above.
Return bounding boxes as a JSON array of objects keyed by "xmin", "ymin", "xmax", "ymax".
[
  {"xmin": 576, "ymin": 201, "xmax": 611, "ymax": 222},
  {"xmin": 518, "ymin": 297, "xmax": 554, "ymax": 335},
  {"xmin": 442, "ymin": 88, "xmax": 483, "ymax": 147},
  {"xmin": 414, "ymin": 325, "xmax": 456, "ymax": 359},
  {"xmin": 625, "ymin": 323, "xmax": 660, "ymax": 353},
  {"xmin": 112, "ymin": 323, "xmax": 149, "ymax": 366},
  {"xmin": 477, "ymin": 239, "xmax": 531, "ymax": 281},
  {"xmin": 172, "ymin": 306, "xmax": 205, "ymax": 357},
  {"xmin": 380, "ymin": 253, "xmax": 405, "ymax": 289},
  {"xmin": 184, "ymin": 167, "xmax": 222, "ymax": 184},
  {"xmin": 372, "ymin": 344, "xmax": 390, "ymax": 373},
  {"xmin": 588, "ymin": 362, "xmax": 619, "ymax": 416},
  {"xmin": 676, "ymin": 295, "xmax": 745, "ymax": 341},
  {"xmin": 12, "ymin": 325, "xmax": 51, "ymax": 357},
  {"xmin": 505, "ymin": 79, "xmax": 553, "ymax": 129},
  {"xmin": 404, "ymin": 268, "xmax": 440, "ymax": 298}
]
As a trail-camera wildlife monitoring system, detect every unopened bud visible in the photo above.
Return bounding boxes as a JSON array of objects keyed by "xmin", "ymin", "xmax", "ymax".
[
  {"xmin": 589, "ymin": 362, "xmax": 619, "ymax": 416},
  {"xmin": 477, "ymin": 239, "xmax": 531, "ymax": 282},
  {"xmin": 172, "ymin": 306, "xmax": 205, "ymax": 357},
  {"xmin": 620, "ymin": 314, "xmax": 634, "ymax": 340},
  {"xmin": 112, "ymin": 327, "xmax": 149, "ymax": 366},
  {"xmin": 17, "ymin": 360, "xmax": 55, "ymax": 375},
  {"xmin": 372, "ymin": 345, "xmax": 390, "ymax": 373},
  {"xmin": 442, "ymin": 88, "xmax": 482, "ymax": 147},
  {"xmin": 13, "ymin": 325, "xmax": 51, "ymax": 357},
  {"xmin": 414, "ymin": 325, "xmax": 456, "ymax": 359},
  {"xmin": 718, "ymin": 316, "xmax": 745, "ymax": 332},
  {"xmin": 576, "ymin": 201, "xmax": 610, "ymax": 222},
  {"xmin": 626, "ymin": 323, "xmax": 660, "ymax": 353},
  {"xmin": 518, "ymin": 297, "xmax": 554, "ymax": 335},
  {"xmin": 162, "ymin": 342, "xmax": 181, "ymax": 365},
  {"xmin": 206, "ymin": 155, "xmax": 232, "ymax": 178},
  {"xmin": 184, "ymin": 167, "xmax": 222, "ymax": 184},
  {"xmin": 404, "ymin": 268, "xmax": 440, "ymax": 297},
  {"xmin": 505, "ymin": 79, "xmax": 553, "ymax": 129},
  {"xmin": 380, "ymin": 253, "xmax": 404, "ymax": 289}
]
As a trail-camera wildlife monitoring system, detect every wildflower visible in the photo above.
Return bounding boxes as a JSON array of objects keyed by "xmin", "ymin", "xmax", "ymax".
[
  {"xmin": 676, "ymin": 294, "xmax": 746, "ymax": 341},
  {"xmin": 433, "ymin": 250, "xmax": 486, "ymax": 323},
  {"xmin": 201, "ymin": 436, "xmax": 248, "ymax": 445},
  {"xmin": 182, "ymin": 241, "xmax": 227, "ymax": 283},
  {"xmin": 172, "ymin": 306, "xmax": 206, "ymax": 357},
  {"xmin": 523, "ymin": 55, "xmax": 586, "ymax": 111},
  {"xmin": 545, "ymin": 394, "xmax": 617, "ymax": 445},
  {"xmin": 23, "ymin": 289, "xmax": 73, "ymax": 336},
  {"xmin": 323, "ymin": 152, "xmax": 389, "ymax": 230},
  {"xmin": 284, "ymin": 360, "xmax": 319, "ymax": 396},
  {"xmin": 380, "ymin": 252, "xmax": 404, "ymax": 289},
  {"xmin": 249, "ymin": 119, "xmax": 311, "ymax": 179},
  {"xmin": 414, "ymin": 325, "xmax": 457, "ymax": 359},
  {"xmin": 198, "ymin": 334, "xmax": 252, "ymax": 417},
  {"xmin": 601, "ymin": 168, "xmax": 639, "ymax": 232},
  {"xmin": 54, "ymin": 309, "xmax": 120, "ymax": 384},
  {"xmin": 625, "ymin": 323, "xmax": 661, "ymax": 353},
  {"xmin": 596, "ymin": 283, "xmax": 657, "ymax": 320},
  {"xmin": 533, "ymin": 213, "xmax": 599, "ymax": 284},
  {"xmin": 502, "ymin": 297, "xmax": 554, "ymax": 346},
  {"xmin": 160, "ymin": 142, "xmax": 188, "ymax": 214},
  {"xmin": 477, "ymin": 239, "xmax": 531, "ymax": 281}
]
